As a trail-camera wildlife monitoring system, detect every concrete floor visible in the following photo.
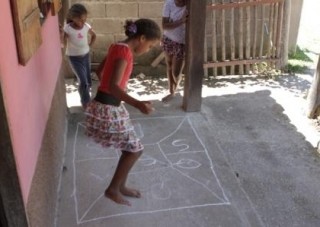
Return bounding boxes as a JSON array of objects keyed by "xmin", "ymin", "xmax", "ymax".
[{"xmin": 56, "ymin": 75, "xmax": 320, "ymax": 226}]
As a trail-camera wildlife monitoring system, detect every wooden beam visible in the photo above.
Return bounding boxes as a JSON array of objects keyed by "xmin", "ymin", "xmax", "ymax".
[
  {"xmin": 207, "ymin": 0, "xmax": 284, "ymax": 10},
  {"xmin": 204, "ymin": 58, "xmax": 279, "ymax": 68},
  {"xmin": 182, "ymin": 0, "xmax": 206, "ymax": 112}
]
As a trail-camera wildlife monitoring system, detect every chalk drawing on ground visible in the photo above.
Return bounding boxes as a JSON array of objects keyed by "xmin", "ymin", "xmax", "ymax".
[{"xmin": 72, "ymin": 116, "xmax": 230, "ymax": 224}]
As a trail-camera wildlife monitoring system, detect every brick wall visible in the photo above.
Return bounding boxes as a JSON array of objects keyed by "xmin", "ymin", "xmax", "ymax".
[{"xmin": 71, "ymin": 0, "xmax": 164, "ymax": 65}]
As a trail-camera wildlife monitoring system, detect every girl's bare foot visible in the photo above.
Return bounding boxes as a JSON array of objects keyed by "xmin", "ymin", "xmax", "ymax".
[
  {"xmin": 161, "ymin": 94, "xmax": 175, "ymax": 103},
  {"xmin": 104, "ymin": 189, "xmax": 131, "ymax": 206},
  {"xmin": 120, "ymin": 187, "xmax": 141, "ymax": 198}
]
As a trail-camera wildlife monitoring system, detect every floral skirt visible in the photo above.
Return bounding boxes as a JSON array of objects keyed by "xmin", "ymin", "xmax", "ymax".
[
  {"xmin": 85, "ymin": 100, "xmax": 143, "ymax": 152},
  {"xmin": 162, "ymin": 36, "xmax": 185, "ymax": 60}
]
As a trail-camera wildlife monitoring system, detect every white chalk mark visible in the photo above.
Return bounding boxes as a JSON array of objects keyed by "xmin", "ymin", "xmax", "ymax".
[
  {"xmin": 172, "ymin": 139, "xmax": 189, "ymax": 152},
  {"xmin": 79, "ymin": 193, "xmax": 104, "ymax": 222},
  {"xmin": 166, "ymin": 150, "xmax": 204, "ymax": 156},
  {"xmin": 89, "ymin": 173, "xmax": 105, "ymax": 181},
  {"xmin": 72, "ymin": 116, "xmax": 230, "ymax": 224},
  {"xmin": 139, "ymin": 154, "xmax": 168, "ymax": 167},
  {"xmin": 72, "ymin": 123, "xmax": 81, "ymax": 224},
  {"xmin": 173, "ymin": 158, "xmax": 201, "ymax": 169},
  {"xmin": 172, "ymin": 166, "xmax": 226, "ymax": 203},
  {"xmin": 187, "ymin": 117, "xmax": 230, "ymax": 203},
  {"xmin": 79, "ymin": 203, "xmax": 230, "ymax": 224},
  {"xmin": 76, "ymin": 157, "xmax": 118, "ymax": 163},
  {"xmin": 151, "ymin": 181, "xmax": 171, "ymax": 200},
  {"xmin": 133, "ymin": 122, "xmax": 144, "ymax": 139}
]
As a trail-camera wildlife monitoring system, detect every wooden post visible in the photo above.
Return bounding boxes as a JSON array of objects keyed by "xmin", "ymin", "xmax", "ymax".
[
  {"xmin": 182, "ymin": 0, "xmax": 206, "ymax": 112},
  {"xmin": 281, "ymin": 0, "xmax": 290, "ymax": 68},
  {"xmin": 307, "ymin": 55, "xmax": 320, "ymax": 118}
]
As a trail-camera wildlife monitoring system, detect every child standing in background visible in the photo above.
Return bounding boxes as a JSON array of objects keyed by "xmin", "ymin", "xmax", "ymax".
[
  {"xmin": 64, "ymin": 3, "xmax": 96, "ymax": 109},
  {"xmin": 85, "ymin": 19, "xmax": 161, "ymax": 206},
  {"xmin": 161, "ymin": 0, "xmax": 188, "ymax": 102}
]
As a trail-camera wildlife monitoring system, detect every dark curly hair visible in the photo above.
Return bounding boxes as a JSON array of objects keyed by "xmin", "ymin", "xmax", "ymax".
[
  {"xmin": 124, "ymin": 19, "xmax": 161, "ymax": 41},
  {"xmin": 67, "ymin": 3, "xmax": 88, "ymax": 23}
]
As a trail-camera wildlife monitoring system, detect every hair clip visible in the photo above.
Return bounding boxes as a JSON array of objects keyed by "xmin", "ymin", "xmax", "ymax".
[{"xmin": 128, "ymin": 23, "xmax": 137, "ymax": 34}]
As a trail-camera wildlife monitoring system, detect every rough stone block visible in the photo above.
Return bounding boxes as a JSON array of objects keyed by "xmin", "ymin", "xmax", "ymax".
[
  {"xmin": 92, "ymin": 18, "xmax": 123, "ymax": 34},
  {"xmin": 106, "ymin": 3, "xmax": 138, "ymax": 18},
  {"xmin": 138, "ymin": 2, "xmax": 163, "ymax": 18}
]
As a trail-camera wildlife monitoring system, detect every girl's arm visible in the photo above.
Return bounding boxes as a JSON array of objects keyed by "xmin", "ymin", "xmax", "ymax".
[
  {"xmin": 88, "ymin": 29, "xmax": 96, "ymax": 47},
  {"xmin": 109, "ymin": 59, "xmax": 153, "ymax": 114},
  {"xmin": 162, "ymin": 10, "xmax": 188, "ymax": 30}
]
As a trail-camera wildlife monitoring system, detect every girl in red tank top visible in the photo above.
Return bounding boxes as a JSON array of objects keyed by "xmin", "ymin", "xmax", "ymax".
[{"xmin": 85, "ymin": 19, "xmax": 161, "ymax": 206}]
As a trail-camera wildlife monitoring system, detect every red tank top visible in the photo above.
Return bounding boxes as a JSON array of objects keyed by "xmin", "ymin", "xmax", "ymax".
[{"xmin": 98, "ymin": 43, "xmax": 133, "ymax": 93}]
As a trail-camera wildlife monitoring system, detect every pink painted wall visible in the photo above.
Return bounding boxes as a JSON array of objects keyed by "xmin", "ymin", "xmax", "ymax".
[{"xmin": 0, "ymin": 0, "xmax": 62, "ymax": 204}]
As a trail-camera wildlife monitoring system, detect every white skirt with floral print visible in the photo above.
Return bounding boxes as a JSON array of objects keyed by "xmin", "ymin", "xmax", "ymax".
[{"xmin": 85, "ymin": 100, "xmax": 143, "ymax": 152}]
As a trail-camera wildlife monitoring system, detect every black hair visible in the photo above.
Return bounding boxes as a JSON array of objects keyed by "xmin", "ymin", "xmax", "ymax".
[
  {"xmin": 124, "ymin": 19, "xmax": 161, "ymax": 41},
  {"xmin": 66, "ymin": 3, "xmax": 88, "ymax": 23}
]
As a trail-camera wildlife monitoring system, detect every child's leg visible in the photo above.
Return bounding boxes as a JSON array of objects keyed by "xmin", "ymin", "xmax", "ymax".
[
  {"xmin": 171, "ymin": 56, "xmax": 185, "ymax": 91},
  {"xmin": 162, "ymin": 53, "xmax": 175, "ymax": 102},
  {"xmin": 68, "ymin": 55, "xmax": 91, "ymax": 107},
  {"xmin": 105, "ymin": 150, "xmax": 142, "ymax": 206},
  {"xmin": 162, "ymin": 54, "xmax": 185, "ymax": 102}
]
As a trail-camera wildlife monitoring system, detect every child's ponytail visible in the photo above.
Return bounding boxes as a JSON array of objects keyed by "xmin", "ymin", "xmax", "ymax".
[
  {"xmin": 124, "ymin": 20, "xmax": 137, "ymax": 38},
  {"xmin": 124, "ymin": 19, "xmax": 161, "ymax": 41}
]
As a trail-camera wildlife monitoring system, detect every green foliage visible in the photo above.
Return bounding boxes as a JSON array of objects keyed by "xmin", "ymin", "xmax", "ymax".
[
  {"xmin": 287, "ymin": 46, "xmax": 313, "ymax": 74},
  {"xmin": 252, "ymin": 62, "xmax": 281, "ymax": 79},
  {"xmin": 288, "ymin": 46, "xmax": 313, "ymax": 62}
]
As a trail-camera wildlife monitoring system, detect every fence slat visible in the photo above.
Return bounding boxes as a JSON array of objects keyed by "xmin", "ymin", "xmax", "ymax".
[
  {"xmin": 238, "ymin": 2, "xmax": 244, "ymax": 75},
  {"xmin": 245, "ymin": 1, "xmax": 252, "ymax": 74},
  {"xmin": 221, "ymin": 8, "xmax": 227, "ymax": 75},
  {"xmin": 204, "ymin": 0, "xmax": 285, "ymax": 76},
  {"xmin": 230, "ymin": 7, "xmax": 235, "ymax": 75},
  {"xmin": 212, "ymin": 8, "xmax": 217, "ymax": 76}
]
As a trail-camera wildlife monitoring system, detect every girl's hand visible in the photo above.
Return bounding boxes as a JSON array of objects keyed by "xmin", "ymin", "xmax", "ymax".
[
  {"xmin": 181, "ymin": 10, "xmax": 188, "ymax": 23},
  {"xmin": 137, "ymin": 101, "xmax": 154, "ymax": 115}
]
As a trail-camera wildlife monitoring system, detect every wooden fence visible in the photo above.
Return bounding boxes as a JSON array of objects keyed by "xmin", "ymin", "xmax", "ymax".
[{"xmin": 204, "ymin": 0, "xmax": 286, "ymax": 76}]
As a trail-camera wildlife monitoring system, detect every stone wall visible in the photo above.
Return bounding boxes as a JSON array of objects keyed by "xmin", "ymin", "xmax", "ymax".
[{"xmin": 71, "ymin": 0, "xmax": 164, "ymax": 67}]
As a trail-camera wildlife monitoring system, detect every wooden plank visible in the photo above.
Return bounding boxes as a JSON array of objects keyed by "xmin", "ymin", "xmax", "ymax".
[
  {"xmin": 221, "ymin": 8, "xmax": 226, "ymax": 75},
  {"xmin": 10, "ymin": 0, "xmax": 42, "ymax": 65},
  {"xmin": 204, "ymin": 58, "xmax": 279, "ymax": 68},
  {"xmin": 207, "ymin": 0, "xmax": 285, "ymax": 10},
  {"xmin": 272, "ymin": 3, "xmax": 279, "ymax": 59},
  {"xmin": 245, "ymin": 1, "xmax": 252, "ymax": 74},
  {"xmin": 238, "ymin": 3, "xmax": 244, "ymax": 74},
  {"xmin": 230, "ymin": 7, "xmax": 235, "ymax": 75},
  {"xmin": 275, "ymin": 1, "xmax": 284, "ymax": 66},
  {"xmin": 266, "ymin": 3, "xmax": 274, "ymax": 60},
  {"xmin": 182, "ymin": 0, "xmax": 206, "ymax": 112},
  {"xmin": 212, "ymin": 9, "xmax": 218, "ymax": 77},
  {"xmin": 204, "ymin": 36, "xmax": 208, "ymax": 77},
  {"xmin": 306, "ymin": 55, "xmax": 320, "ymax": 118},
  {"xmin": 51, "ymin": 0, "xmax": 62, "ymax": 16},
  {"xmin": 151, "ymin": 51, "xmax": 165, "ymax": 67},
  {"xmin": 259, "ymin": 4, "xmax": 265, "ymax": 58},
  {"xmin": 253, "ymin": 3, "xmax": 258, "ymax": 58}
]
